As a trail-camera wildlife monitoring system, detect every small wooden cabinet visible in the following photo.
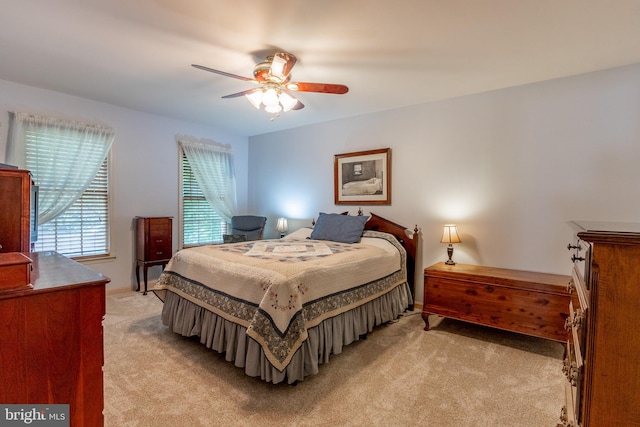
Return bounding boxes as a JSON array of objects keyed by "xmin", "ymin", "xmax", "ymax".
[
  {"xmin": 558, "ymin": 221, "xmax": 640, "ymax": 427},
  {"xmin": 135, "ymin": 216, "xmax": 172, "ymax": 295},
  {"xmin": 0, "ymin": 168, "xmax": 33, "ymax": 253},
  {"xmin": 0, "ymin": 251, "xmax": 110, "ymax": 427},
  {"xmin": 423, "ymin": 262, "xmax": 571, "ymax": 342}
]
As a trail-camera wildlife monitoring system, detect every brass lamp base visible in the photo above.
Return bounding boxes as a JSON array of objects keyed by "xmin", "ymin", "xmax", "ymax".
[{"xmin": 445, "ymin": 244, "xmax": 455, "ymax": 265}]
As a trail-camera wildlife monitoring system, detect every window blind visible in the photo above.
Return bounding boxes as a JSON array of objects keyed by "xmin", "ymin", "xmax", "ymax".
[
  {"xmin": 181, "ymin": 152, "xmax": 226, "ymax": 246},
  {"xmin": 31, "ymin": 157, "xmax": 110, "ymax": 258}
]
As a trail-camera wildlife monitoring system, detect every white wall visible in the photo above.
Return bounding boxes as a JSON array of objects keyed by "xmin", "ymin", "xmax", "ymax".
[
  {"xmin": 249, "ymin": 63, "xmax": 640, "ymax": 302},
  {"xmin": 0, "ymin": 79, "xmax": 249, "ymax": 293},
  {"xmin": 4, "ymin": 63, "xmax": 639, "ymax": 300}
]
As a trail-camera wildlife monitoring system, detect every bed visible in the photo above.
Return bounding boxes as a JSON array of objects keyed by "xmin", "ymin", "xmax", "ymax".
[
  {"xmin": 341, "ymin": 177, "xmax": 382, "ymax": 195},
  {"xmin": 153, "ymin": 212, "xmax": 418, "ymax": 384}
]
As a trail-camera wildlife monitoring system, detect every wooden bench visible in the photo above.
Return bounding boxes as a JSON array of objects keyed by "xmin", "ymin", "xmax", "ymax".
[{"xmin": 422, "ymin": 262, "xmax": 571, "ymax": 342}]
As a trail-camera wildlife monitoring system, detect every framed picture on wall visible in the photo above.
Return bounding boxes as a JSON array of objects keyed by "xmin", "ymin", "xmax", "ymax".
[{"xmin": 334, "ymin": 148, "xmax": 391, "ymax": 205}]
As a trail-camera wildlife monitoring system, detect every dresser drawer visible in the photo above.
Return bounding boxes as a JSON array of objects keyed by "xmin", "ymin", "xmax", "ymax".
[
  {"xmin": 148, "ymin": 239, "xmax": 171, "ymax": 261},
  {"xmin": 569, "ymin": 268, "xmax": 588, "ymax": 360},
  {"xmin": 568, "ymin": 300, "xmax": 585, "ymax": 367},
  {"xmin": 149, "ymin": 219, "xmax": 171, "ymax": 237},
  {"xmin": 561, "ymin": 338, "xmax": 582, "ymax": 426},
  {"xmin": 570, "ymin": 265, "xmax": 588, "ymax": 302},
  {"xmin": 562, "ymin": 338, "xmax": 582, "ymax": 385},
  {"xmin": 559, "ymin": 377, "xmax": 579, "ymax": 427},
  {"xmin": 568, "ymin": 237, "xmax": 591, "ymax": 289}
]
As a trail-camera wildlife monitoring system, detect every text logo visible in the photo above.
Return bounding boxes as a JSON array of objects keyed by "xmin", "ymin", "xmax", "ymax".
[{"xmin": 0, "ymin": 405, "xmax": 69, "ymax": 427}]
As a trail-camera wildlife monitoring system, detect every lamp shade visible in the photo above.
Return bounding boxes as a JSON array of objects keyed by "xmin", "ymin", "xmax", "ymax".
[
  {"xmin": 279, "ymin": 91, "xmax": 298, "ymax": 112},
  {"xmin": 262, "ymin": 88, "xmax": 279, "ymax": 107},
  {"xmin": 276, "ymin": 218, "xmax": 288, "ymax": 233},
  {"xmin": 440, "ymin": 224, "xmax": 461, "ymax": 244},
  {"xmin": 245, "ymin": 90, "xmax": 263, "ymax": 109}
]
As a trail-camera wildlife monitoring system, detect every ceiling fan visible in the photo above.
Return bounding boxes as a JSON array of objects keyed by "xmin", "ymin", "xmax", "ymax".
[{"xmin": 192, "ymin": 52, "xmax": 349, "ymax": 118}]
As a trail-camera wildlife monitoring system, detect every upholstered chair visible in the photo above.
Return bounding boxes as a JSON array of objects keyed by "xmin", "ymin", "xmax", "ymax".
[{"xmin": 224, "ymin": 215, "xmax": 267, "ymax": 242}]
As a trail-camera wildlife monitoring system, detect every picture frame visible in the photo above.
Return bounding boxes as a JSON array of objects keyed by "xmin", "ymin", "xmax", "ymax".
[{"xmin": 334, "ymin": 148, "xmax": 391, "ymax": 205}]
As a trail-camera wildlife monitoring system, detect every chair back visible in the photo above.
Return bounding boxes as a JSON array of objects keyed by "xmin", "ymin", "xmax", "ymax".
[{"xmin": 230, "ymin": 215, "xmax": 267, "ymax": 241}]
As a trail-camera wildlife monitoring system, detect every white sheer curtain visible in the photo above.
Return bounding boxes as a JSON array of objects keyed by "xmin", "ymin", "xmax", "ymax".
[
  {"xmin": 177, "ymin": 135, "xmax": 238, "ymax": 223},
  {"xmin": 7, "ymin": 112, "xmax": 116, "ymax": 224}
]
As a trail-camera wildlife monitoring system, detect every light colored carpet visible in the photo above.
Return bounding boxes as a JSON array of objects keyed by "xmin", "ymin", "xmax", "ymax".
[{"xmin": 103, "ymin": 292, "xmax": 564, "ymax": 427}]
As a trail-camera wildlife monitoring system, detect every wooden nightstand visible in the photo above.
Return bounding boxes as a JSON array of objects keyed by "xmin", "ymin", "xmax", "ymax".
[
  {"xmin": 135, "ymin": 216, "xmax": 172, "ymax": 295},
  {"xmin": 423, "ymin": 262, "xmax": 570, "ymax": 342}
]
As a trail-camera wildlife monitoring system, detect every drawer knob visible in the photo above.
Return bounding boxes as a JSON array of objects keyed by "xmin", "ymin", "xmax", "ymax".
[
  {"xmin": 571, "ymin": 254, "xmax": 585, "ymax": 263},
  {"xmin": 566, "ymin": 280, "xmax": 574, "ymax": 294},
  {"xmin": 572, "ymin": 309, "xmax": 584, "ymax": 329},
  {"xmin": 559, "ymin": 405, "xmax": 567, "ymax": 424},
  {"xmin": 558, "ymin": 406, "xmax": 574, "ymax": 426},
  {"xmin": 567, "ymin": 243, "xmax": 581, "ymax": 251},
  {"xmin": 562, "ymin": 358, "xmax": 579, "ymax": 386}
]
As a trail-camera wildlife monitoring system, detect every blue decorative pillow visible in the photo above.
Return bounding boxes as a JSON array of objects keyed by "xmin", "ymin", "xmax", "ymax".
[{"xmin": 310, "ymin": 213, "xmax": 368, "ymax": 243}]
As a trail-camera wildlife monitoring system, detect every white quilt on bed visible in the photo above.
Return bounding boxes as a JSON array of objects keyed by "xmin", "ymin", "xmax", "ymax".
[{"xmin": 154, "ymin": 228, "xmax": 407, "ymax": 370}]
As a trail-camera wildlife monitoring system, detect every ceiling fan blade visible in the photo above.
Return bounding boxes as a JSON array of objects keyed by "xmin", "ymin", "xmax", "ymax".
[
  {"xmin": 191, "ymin": 64, "xmax": 254, "ymax": 82},
  {"xmin": 292, "ymin": 100, "xmax": 305, "ymax": 110},
  {"xmin": 270, "ymin": 52, "xmax": 297, "ymax": 81},
  {"xmin": 289, "ymin": 82, "xmax": 349, "ymax": 95},
  {"xmin": 221, "ymin": 88, "xmax": 259, "ymax": 99}
]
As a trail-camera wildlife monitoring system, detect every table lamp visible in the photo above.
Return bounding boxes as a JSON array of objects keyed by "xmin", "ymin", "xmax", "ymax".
[
  {"xmin": 276, "ymin": 218, "xmax": 288, "ymax": 238},
  {"xmin": 440, "ymin": 224, "xmax": 461, "ymax": 265}
]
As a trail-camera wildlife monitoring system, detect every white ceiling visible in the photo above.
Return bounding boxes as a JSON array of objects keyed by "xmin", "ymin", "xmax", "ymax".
[{"xmin": 2, "ymin": 0, "xmax": 640, "ymax": 137}]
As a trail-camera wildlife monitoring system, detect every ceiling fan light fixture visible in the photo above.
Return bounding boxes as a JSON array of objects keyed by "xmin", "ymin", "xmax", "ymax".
[
  {"xmin": 253, "ymin": 59, "xmax": 271, "ymax": 82},
  {"xmin": 262, "ymin": 88, "xmax": 279, "ymax": 107},
  {"xmin": 279, "ymin": 91, "xmax": 298, "ymax": 112},
  {"xmin": 245, "ymin": 90, "xmax": 263, "ymax": 109},
  {"xmin": 193, "ymin": 51, "xmax": 347, "ymax": 118},
  {"xmin": 270, "ymin": 58, "xmax": 286, "ymax": 81},
  {"xmin": 265, "ymin": 104, "xmax": 282, "ymax": 114}
]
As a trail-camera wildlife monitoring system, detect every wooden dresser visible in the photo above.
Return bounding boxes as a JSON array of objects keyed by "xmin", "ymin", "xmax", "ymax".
[
  {"xmin": 559, "ymin": 221, "xmax": 640, "ymax": 427},
  {"xmin": 0, "ymin": 251, "xmax": 110, "ymax": 426},
  {"xmin": 423, "ymin": 262, "xmax": 570, "ymax": 342},
  {"xmin": 135, "ymin": 216, "xmax": 172, "ymax": 295}
]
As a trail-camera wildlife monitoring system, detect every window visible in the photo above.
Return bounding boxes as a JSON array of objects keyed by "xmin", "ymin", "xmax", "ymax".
[
  {"xmin": 7, "ymin": 112, "xmax": 115, "ymax": 259},
  {"xmin": 32, "ymin": 157, "xmax": 110, "ymax": 257},
  {"xmin": 177, "ymin": 135, "xmax": 237, "ymax": 248},
  {"xmin": 181, "ymin": 151, "xmax": 227, "ymax": 246}
]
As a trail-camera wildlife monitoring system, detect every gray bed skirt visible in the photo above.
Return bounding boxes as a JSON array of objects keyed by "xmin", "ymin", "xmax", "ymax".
[{"xmin": 159, "ymin": 282, "xmax": 412, "ymax": 384}]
